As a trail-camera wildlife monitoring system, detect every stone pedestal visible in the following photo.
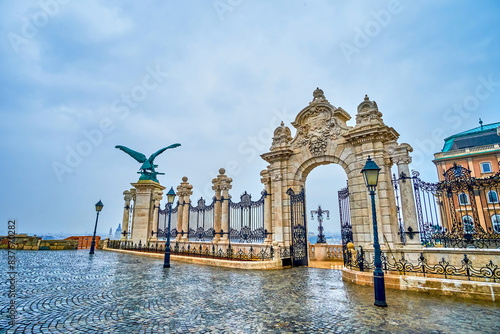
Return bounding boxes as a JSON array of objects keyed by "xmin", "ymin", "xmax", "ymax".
[{"xmin": 130, "ymin": 180, "xmax": 165, "ymax": 245}]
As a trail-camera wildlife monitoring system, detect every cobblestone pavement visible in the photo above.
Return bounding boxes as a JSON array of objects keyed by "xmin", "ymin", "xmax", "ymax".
[{"xmin": 0, "ymin": 250, "xmax": 499, "ymax": 333}]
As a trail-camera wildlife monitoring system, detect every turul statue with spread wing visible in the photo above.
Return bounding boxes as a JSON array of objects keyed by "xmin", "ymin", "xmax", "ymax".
[{"xmin": 115, "ymin": 144, "xmax": 181, "ymax": 183}]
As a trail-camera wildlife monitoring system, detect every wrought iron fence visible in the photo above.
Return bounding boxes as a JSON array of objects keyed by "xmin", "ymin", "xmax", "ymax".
[
  {"xmin": 393, "ymin": 163, "xmax": 500, "ymax": 249},
  {"xmin": 157, "ymin": 190, "xmax": 268, "ymax": 244},
  {"xmin": 338, "ymin": 183, "xmax": 353, "ymax": 262},
  {"xmin": 106, "ymin": 239, "xmax": 276, "ymax": 261},
  {"xmin": 392, "ymin": 174, "xmax": 407, "ymax": 245},
  {"xmin": 345, "ymin": 247, "xmax": 500, "ymax": 281},
  {"xmin": 188, "ymin": 197, "xmax": 215, "ymax": 241},
  {"xmin": 158, "ymin": 202, "xmax": 179, "ymax": 239},
  {"xmin": 228, "ymin": 191, "xmax": 267, "ymax": 243}
]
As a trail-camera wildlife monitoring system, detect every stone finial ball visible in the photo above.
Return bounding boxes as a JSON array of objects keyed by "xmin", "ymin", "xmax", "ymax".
[
  {"xmin": 182, "ymin": 176, "xmax": 188, "ymax": 182},
  {"xmin": 219, "ymin": 168, "xmax": 226, "ymax": 175},
  {"xmin": 347, "ymin": 242, "xmax": 355, "ymax": 250}
]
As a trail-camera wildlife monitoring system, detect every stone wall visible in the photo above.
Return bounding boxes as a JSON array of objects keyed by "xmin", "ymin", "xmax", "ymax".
[
  {"xmin": 0, "ymin": 235, "xmax": 78, "ymax": 250},
  {"xmin": 342, "ymin": 268, "xmax": 500, "ymax": 301}
]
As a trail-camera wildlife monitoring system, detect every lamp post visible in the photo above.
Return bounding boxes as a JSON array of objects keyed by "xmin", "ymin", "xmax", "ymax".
[
  {"xmin": 89, "ymin": 200, "xmax": 104, "ymax": 255},
  {"xmin": 164, "ymin": 187, "xmax": 176, "ymax": 268},
  {"xmin": 361, "ymin": 156, "xmax": 387, "ymax": 307},
  {"xmin": 311, "ymin": 205, "xmax": 329, "ymax": 243}
]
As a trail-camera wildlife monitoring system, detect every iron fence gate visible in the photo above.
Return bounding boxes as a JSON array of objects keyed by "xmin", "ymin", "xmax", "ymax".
[
  {"xmin": 338, "ymin": 183, "xmax": 353, "ymax": 264},
  {"xmin": 394, "ymin": 163, "xmax": 500, "ymax": 249},
  {"xmin": 188, "ymin": 197, "xmax": 216, "ymax": 241},
  {"xmin": 158, "ymin": 202, "xmax": 179, "ymax": 239},
  {"xmin": 287, "ymin": 187, "xmax": 308, "ymax": 266},
  {"xmin": 228, "ymin": 191, "xmax": 267, "ymax": 243},
  {"xmin": 158, "ymin": 191, "xmax": 267, "ymax": 244}
]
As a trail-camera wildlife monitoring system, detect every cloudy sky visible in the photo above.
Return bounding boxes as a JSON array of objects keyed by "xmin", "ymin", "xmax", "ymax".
[{"xmin": 1, "ymin": 0, "xmax": 499, "ymax": 237}]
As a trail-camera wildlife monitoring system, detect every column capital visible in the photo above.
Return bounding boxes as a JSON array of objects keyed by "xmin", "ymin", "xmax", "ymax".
[
  {"xmin": 129, "ymin": 188, "xmax": 136, "ymax": 200},
  {"xmin": 260, "ymin": 169, "xmax": 271, "ymax": 184},
  {"xmin": 176, "ymin": 176, "xmax": 193, "ymax": 197},
  {"xmin": 123, "ymin": 190, "xmax": 133, "ymax": 202},
  {"xmin": 391, "ymin": 143, "xmax": 413, "ymax": 166},
  {"xmin": 212, "ymin": 168, "xmax": 233, "ymax": 192},
  {"xmin": 152, "ymin": 190, "xmax": 163, "ymax": 205}
]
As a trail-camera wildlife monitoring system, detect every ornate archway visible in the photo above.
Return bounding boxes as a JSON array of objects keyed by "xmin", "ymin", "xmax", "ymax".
[{"xmin": 260, "ymin": 88, "xmax": 414, "ymax": 258}]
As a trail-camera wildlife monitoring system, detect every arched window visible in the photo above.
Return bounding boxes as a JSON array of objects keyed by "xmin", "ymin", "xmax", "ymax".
[
  {"xmin": 458, "ymin": 193, "xmax": 469, "ymax": 205},
  {"xmin": 462, "ymin": 215, "xmax": 475, "ymax": 234},
  {"xmin": 487, "ymin": 190, "xmax": 499, "ymax": 204},
  {"xmin": 492, "ymin": 215, "xmax": 500, "ymax": 233}
]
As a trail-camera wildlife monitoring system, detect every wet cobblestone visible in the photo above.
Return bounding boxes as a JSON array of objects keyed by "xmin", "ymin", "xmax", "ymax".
[{"xmin": 0, "ymin": 250, "xmax": 499, "ymax": 333}]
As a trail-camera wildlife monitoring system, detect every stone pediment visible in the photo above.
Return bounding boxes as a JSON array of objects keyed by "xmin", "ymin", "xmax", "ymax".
[{"xmin": 290, "ymin": 88, "xmax": 351, "ymax": 156}]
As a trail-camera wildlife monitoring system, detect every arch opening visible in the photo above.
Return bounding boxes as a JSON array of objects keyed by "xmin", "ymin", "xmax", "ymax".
[{"xmin": 305, "ymin": 163, "xmax": 348, "ymax": 245}]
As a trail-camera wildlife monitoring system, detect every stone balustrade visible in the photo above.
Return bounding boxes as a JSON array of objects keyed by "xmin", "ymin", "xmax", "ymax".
[{"xmin": 308, "ymin": 243, "xmax": 343, "ymax": 261}]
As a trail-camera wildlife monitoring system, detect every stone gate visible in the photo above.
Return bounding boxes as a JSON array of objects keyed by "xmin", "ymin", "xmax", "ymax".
[
  {"xmin": 260, "ymin": 88, "xmax": 418, "ymax": 252},
  {"xmin": 118, "ymin": 88, "xmax": 421, "ymax": 264}
]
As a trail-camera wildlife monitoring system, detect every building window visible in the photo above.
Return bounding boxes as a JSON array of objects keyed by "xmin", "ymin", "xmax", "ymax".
[
  {"xmin": 458, "ymin": 192, "xmax": 469, "ymax": 205},
  {"xmin": 487, "ymin": 190, "xmax": 499, "ymax": 204},
  {"xmin": 481, "ymin": 162, "xmax": 492, "ymax": 173},
  {"xmin": 492, "ymin": 215, "xmax": 500, "ymax": 233},
  {"xmin": 462, "ymin": 215, "xmax": 475, "ymax": 234}
]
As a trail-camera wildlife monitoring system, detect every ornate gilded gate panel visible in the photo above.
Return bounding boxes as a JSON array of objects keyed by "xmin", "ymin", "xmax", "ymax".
[{"xmin": 287, "ymin": 188, "xmax": 308, "ymax": 267}]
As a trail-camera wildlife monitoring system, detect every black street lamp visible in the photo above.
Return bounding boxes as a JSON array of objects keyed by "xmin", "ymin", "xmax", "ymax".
[
  {"xmin": 89, "ymin": 200, "xmax": 104, "ymax": 255},
  {"xmin": 164, "ymin": 187, "xmax": 176, "ymax": 268},
  {"xmin": 361, "ymin": 156, "xmax": 387, "ymax": 307}
]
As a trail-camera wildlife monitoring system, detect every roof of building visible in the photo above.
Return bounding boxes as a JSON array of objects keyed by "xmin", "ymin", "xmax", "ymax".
[{"xmin": 442, "ymin": 121, "xmax": 500, "ymax": 152}]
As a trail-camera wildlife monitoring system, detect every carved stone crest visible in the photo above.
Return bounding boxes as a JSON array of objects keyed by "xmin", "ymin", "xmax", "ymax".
[{"xmin": 293, "ymin": 103, "xmax": 349, "ymax": 156}]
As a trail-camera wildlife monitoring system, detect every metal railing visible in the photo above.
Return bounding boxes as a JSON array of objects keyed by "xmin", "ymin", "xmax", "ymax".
[
  {"xmin": 106, "ymin": 239, "xmax": 282, "ymax": 262},
  {"xmin": 345, "ymin": 247, "xmax": 500, "ymax": 281},
  {"xmin": 393, "ymin": 163, "xmax": 500, "ymax": 249}
]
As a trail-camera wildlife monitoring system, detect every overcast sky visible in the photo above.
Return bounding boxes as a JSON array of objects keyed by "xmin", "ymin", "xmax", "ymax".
[{"xmin": 1, "ymin": 0, "xmax": 499, "ymax": 237}]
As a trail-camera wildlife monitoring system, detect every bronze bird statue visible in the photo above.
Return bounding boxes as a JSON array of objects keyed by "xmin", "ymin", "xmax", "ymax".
[{"xmin": 115, "ymin": 144, "xmax": 181, "ymax": 183}]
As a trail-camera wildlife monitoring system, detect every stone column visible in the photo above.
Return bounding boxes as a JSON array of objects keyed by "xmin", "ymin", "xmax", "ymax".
[
  {"xmin": 212, "ymin": 169, "xmax": 224, "ymax": 242},
  {"xmin": 175, "ymin": 195, "xmax": 184, "ymax": 241},
  {"xmin": 393, "ymin": 143, "xmax": 420, "ymax": 246},
  {"xmin": 149, "ymin": 190, "xmax": 163, "ymax": 241},
  {"xmin": 379, "ymin": 154, "xmax": 400, "ymax": 249},
  {"xmin": 177, "ymin": 177, "xmax": 193, "ymax": 242},
  {"xmin": 129, "ymin": 189, "xmax": 136, "ymax": 240},
  {"xmin": 261, "ymin": 171, "xmax": 273, "ymax": 244},
  {"xmin": 219, "ymin": 170, "xmax": 233, "ymax": 244},
  {"xmin": 273, "ymin": 171, "xmax": 285, "ymax": 245},
  {"xmin": 130, "ymin": 180, "xmax": 166, "ymax": 245},
  {"xmin": 121, "ymin": 190, "xmax": 133, "ymax": 241},
  {"xmin": 260, "ymin": 149, "xmax": 294, "ymax": 248}
]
